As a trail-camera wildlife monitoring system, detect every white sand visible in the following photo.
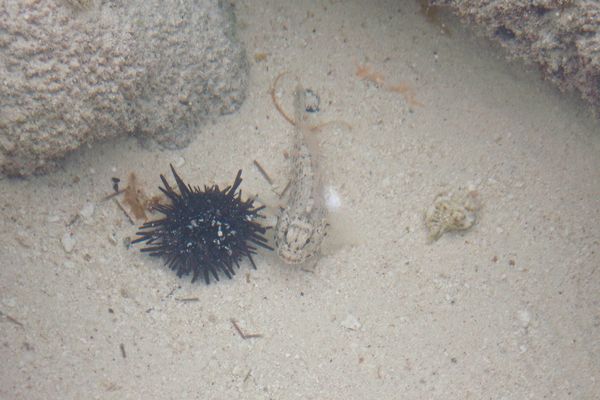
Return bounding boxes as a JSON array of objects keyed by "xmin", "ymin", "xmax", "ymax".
[{"xmin": 1, "ymin": 1, "xmax": 599, "ymax": 399}]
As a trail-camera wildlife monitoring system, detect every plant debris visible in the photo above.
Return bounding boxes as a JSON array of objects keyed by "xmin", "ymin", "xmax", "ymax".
[
  {"xmin": 230, "ymin": 318, "xmax": 263, "ymax": 339},
  {"xmin": 355, "ymin": 64, "xmax": 423, "ymax": 108}
]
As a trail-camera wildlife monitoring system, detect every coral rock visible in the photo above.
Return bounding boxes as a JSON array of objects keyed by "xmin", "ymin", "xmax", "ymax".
[
  {"xmin": 0, "ymin": 0, "xmax": 248, "ymax": 176},
  {"xmin": 432, "ymin": 0, "xmax": 600, "ymax": 116}
]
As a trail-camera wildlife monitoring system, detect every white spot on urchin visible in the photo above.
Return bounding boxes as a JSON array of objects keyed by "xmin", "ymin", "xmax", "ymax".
[{"xmin": 324, "ymin": 186, "xmax": 342, "ymax": 212}]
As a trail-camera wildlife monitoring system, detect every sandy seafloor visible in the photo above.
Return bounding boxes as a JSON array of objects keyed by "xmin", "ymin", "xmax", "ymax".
[{"xmin": 1, "ymin": 1, "xmax": 599, "ymax": 399}]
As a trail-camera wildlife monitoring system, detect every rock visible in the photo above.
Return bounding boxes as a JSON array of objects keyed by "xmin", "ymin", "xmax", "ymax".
[
  {"xmin": 340, "ymin": 314, "xmax": 361, "ymax": 331},
  {"xmin": 61, "ymin": 232, "xmax": 76, "ymax": 253},
  {"xmin": 79, "ymin": 202, "xmax": 95, "ymax": 219},
  {"xmin": 431, "ymin": 0, "xmax": 600, "ymax": 116},
  {"xmin": 173, "ymin": 156, "xmax": 186, "ymax": 168},
  {"xmin": 0, "ymin": 0, "xmax": 248, "ymax": 176},
  {"xmin": 517, "ymin": 309, "xmax": 531, "ymax": 328},
  {"xmin": 107, "ymin": 231, "xmax": 118, "ymax": 246},
  {"xmin": 47, "ymin": 215, "xmax": 61, "ymax": 223}
]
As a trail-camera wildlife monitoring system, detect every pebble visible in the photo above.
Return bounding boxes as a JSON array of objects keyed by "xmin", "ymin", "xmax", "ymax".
[
  {"xmin": 173, "ymin": 156, "xmax": 185, "ymax": 168},
  {"xmin": 108, "ymin": 231, "xmax": 118, "ymax": 245},
  {"xmin": 79, "ymin": 202, "xmax": 95, "ymax": 219},
  {"xmin": 517, "ymin": 309, "xmax": 531, "ymax": 327},
  {"xmin": 47, "ymin": 215, "xmax": 60, "ymax": 223},
  {"xmin": 340, "ymin": 314, "xmax": 361, "ymax": 331},
  {"xmin": 61, "ymin": 232, "xmax": 76, "ymax": 253},
  {"xmin": 519, "ymin": 344, "xmax": 528, "ymax": 353}
]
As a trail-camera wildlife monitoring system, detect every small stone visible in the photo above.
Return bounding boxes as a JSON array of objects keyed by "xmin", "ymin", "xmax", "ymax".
[
  {"xmin": 519, "ymin": 344, "xmax": 528, "ymax": 353},
  {"xmin": 108, "ymin": 232, "xmax": 118, "ymax": 245},
  {"xmin": 79, "ymin": 202, "xmax": 95, "ymax": 219},
  {"xmin": 340, "ymin": 314, "xmax": 361, "ymax": 331},
  {"xmin": 62, "ymin": 232, "xmax": 76, "ymax": 253},
  {"xmin": 517, "ymin": 309, "xmax": 531, "ymax": 327},
  {"xmin": 47, "ymin": 215, "xmax": 60, "ymax": 223},
  {"xmin": 173, "ymin": 156, "xmax": 185, "ymax": 168}
]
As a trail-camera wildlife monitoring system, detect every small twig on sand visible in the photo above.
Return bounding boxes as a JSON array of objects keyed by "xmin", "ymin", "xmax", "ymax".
[
  {"xmin": 230, "ymin": 318, "xmax": 263, "ymax": 339},
  {"xmin": 119, "ymin": 343, "xmax": 127, "ymax": 359},
  {"xmin": 0, "ymin": 310, "xmax": 24, "ymax": 329},
  {"xmin": 101, "ymin": 189, "xmax": 125, "ymax": 202},
  {"xmin": 253, "ymin": 160, "xmax": 274, "ymax": 185},
  {"xmin": 113, "ymin": 198, "xmax": 135, "ymax": 225},
  {"xmin": 174, "ymin": 297, "xmax": 199, "ymax": 303},
  {"xmin": 278, "ymin": 180, "xmax": 291, "ymax": 198}
]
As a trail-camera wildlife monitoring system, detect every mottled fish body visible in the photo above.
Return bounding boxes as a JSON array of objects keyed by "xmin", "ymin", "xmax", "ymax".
[{"xmin": 275, "ymin": 85, "xmax": 327, "ymax": 265}]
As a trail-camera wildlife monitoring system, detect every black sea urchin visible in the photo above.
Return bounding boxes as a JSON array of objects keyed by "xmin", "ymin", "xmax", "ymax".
[{"xmin": 132, "ymin": 165, "xmax": 272, "ymax": 284}]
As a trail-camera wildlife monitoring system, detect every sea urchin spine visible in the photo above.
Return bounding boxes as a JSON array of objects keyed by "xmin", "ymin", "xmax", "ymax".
[{"xmin": 133, "ymin": 165, "xmax": 272, "ymax": 284}]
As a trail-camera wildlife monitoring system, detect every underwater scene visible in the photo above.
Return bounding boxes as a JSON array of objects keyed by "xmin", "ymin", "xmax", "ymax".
[{"xmin": 1, "ymin": 0, "xmax": 599, "ymax": 399}]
